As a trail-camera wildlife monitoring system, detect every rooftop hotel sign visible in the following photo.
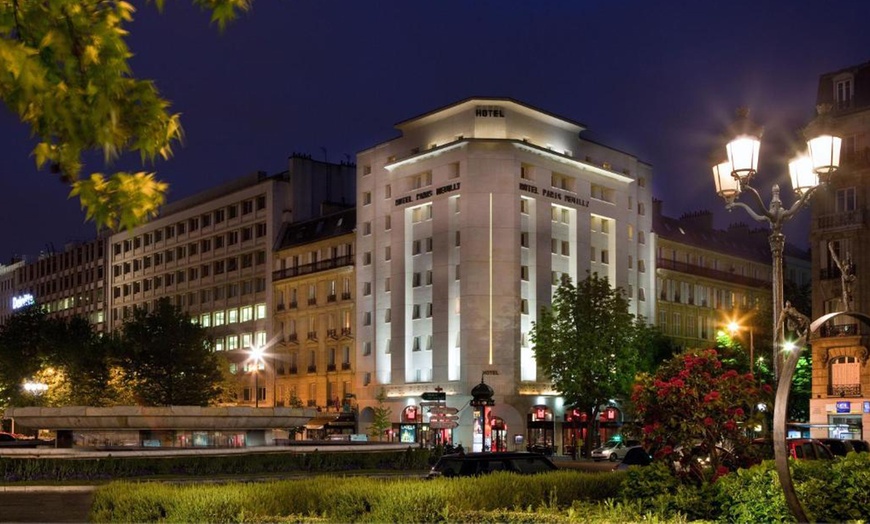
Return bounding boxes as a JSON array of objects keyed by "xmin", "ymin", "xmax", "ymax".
[{"xmin": 475, "ymin": 105, "xmax": 505, "ymax": 118}]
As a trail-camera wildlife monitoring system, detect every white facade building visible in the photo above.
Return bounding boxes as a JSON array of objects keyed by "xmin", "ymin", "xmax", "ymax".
[{"xmin": 355, "ymin": 98, "xmax": 653, "ymax": 450}]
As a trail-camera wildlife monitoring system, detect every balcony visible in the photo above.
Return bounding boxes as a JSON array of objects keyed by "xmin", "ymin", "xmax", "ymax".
[
  {"xmin": 341, "ymin": 292, "xmax": 352, "ymax": 300},
  {"xmin": 288, "ymin": 366, "xmax": 298, "ymax": 375},
  {"xmin": 307, "ymin": 365, "xmax": 317, "ymax": 373},
  {"xmin": 287, "ymin": 333, "xmax": 298, "ymax": 343},
  {"xmin": 272, "ymin": 255, "xmax": 355, "ymax": 281},
  {"xmin": 327, "ymin": 364, "xmax": 337, "ymax": 372},
  {"xmin": 307, "ymin": 399, "xmax": 317, "ymax": 407},
  {"xmin": 327, "ymin": 294, "xmax": 337, "ymax": 303},
  {"xmin": 341, "ymin": 362, "xmax": 351, "ymax": 371},
  {"xmin": 656, "ymin": 258, "xmax": 768, "ymax": 289},
  {"xmin": 289, "ymin": 301, "xmax": 298, "ymax": 309},
  {"xmin": 276, "ymin": 303, "xmax": 285, "ymax": 311},
  {"xmin": 817, "ymin": 208, "xmax": 865, "ymax": 231},
  {"xmin": 830, "ymin": 384, "xmax": 861, "ymax": 397},
  {"xmin": 327, "ymin": 329, "xmax": 337, "ymax": 339},
  {"xmin": 308, "ymin": 298, "xmax": 317, "ymax": 306},
  {"xmin": 341, "ymin": 327, "xmax": 353, "ymax": 338},
  {"xmin": 307, "ymin": 331, "xmax": 317, "ymax": 340}
]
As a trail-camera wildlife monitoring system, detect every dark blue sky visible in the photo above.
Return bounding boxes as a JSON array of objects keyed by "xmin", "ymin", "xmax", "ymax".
[{"xmin": 3, "ymin": 0, "xmax": 870, "ymax": 262}]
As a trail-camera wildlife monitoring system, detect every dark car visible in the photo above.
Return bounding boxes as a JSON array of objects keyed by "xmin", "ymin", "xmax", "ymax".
[
  {"xmin": 848, "ymin": 439, "xmax": 870, "ymax": 453},
  {"xmin": 427, "ymin": 452, "xmax": 558, "ymax": 479},
  {"xmin": 614, "ymin": 446, "xmax": 652, "ymax": 470},
  {"xmin": 819, "ymin": 438, "xmax": 855, "ymax": 457},
  {"xmin": 0, "ymin": 432, "xmax": 39, "ymax": 448},
  {"xmin": 751, "ymin": 438, "xmax": 834, "ymax": 460}
]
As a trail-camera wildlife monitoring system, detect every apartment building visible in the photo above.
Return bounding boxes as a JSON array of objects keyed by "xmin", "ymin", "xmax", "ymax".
[
  {"xmin": 355, "ymin": 97, "xmax": 654, "ymax": 450},
  {"xmin": 106, "ymin": 156, "xmax": 355, "ymax": 405},
  {"xmin": 2, "ymin": 238, "xmax": 108, "ymax": 331},
  {"xmin": 271, "ymin": 208, "xmax": 356, "ymax": 436},
  {"xmin": 809, "ymin": 60, "xmax": 870, "ymax": 440}
]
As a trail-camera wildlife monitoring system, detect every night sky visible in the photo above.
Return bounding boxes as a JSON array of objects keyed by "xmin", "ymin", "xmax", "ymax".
[{"xmin": 2, "ymin": 0, "xmax": 870, "ymax": 263}]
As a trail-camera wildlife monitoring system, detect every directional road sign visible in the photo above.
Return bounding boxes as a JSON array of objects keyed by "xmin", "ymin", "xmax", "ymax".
[
  {"xmin": 421, "ymin": 391, "xmax": 446, "ymax": 401},
  {"xmin": 428, "ymin": 406, "xmax": 459, "ymax": 415},
  {"xmin": 429, "ymin": 420, "xmax": 459, "ymax": 430},
  {"xmin": 429, "ymin": 413, "xmax": 459, "ymax": 421}
]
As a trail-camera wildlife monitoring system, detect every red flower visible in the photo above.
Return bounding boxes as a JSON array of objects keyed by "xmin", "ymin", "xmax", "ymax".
[
  {"xmin": 733, "ymin": 407, "xmax": 745, "ymax": 417},
  {"xmin": 704, "ymin": 417, "xmax": 715, "ymax": 426},
  {"xmin": 723, "ymin": 420, "xmax": 737, "ymax": 431},
  {"xmin": 703, "ymin": 391, "xmax": 720, "ymax": 403}
]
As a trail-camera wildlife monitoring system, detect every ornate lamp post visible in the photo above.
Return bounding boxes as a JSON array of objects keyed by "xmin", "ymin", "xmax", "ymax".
[{"xmin": 712, "ymin": 107, "xmax": 840, "ymax": 523}]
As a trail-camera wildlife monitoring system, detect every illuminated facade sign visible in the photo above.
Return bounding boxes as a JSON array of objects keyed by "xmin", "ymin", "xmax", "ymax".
[{"xmin": 11, "ymin": 294, "xmax": 34, "ymax": 310}]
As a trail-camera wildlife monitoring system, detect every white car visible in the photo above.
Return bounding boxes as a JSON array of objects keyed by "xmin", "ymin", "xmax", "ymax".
[{"xmin": 591, "ymin": 438, "xmax": 641, "ymax": 462}]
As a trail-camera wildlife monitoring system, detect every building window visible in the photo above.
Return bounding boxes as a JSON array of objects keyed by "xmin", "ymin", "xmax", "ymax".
[
  {"xmin": 385, "ymin": 215, "xmax": 392, "ymax": 230},
  {"xmin": 520, "ymin": 198, "xmax": 529, "ymax": 214},
  {"xmin": 363, "ymin": 312, "xmax": 371, "ymax": 326},
  {"xmin": 363, "ymin": 221, "xmax": 372, "ymax": 235},
  {"xmin": 363, "ymin": 191, "xmax": 372, "ymax": 205},
  {"xmin": 520, "ymin": 163, "xmax": 533, "ymax": 181},
  {"xmin": 836, "ymin": 187, "xmax": 857, "ymax": 213},
  {"xmin": 520, "ymin": 232, "xmax": 529, "ymax": 248},
  {"xmin": 591, "ymin": 184, "xmax": 614, "ymax": 203},
  {"xmin": 412, "ymin": 336, "xmax": 421, "ymax": 351},
  {"xmin": 412, "ymin": 304, "xmax": 421, "ymax": 319},
  {"xmin": 520, "ymin": 265, "xmax": 529, "ymax": 281},
  {"xmin": 836, "ymin": 78, "xmax": 853, "ymax": 109}
]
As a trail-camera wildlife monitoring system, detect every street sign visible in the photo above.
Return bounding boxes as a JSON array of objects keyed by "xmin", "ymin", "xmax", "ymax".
[
  {"xmin": 429, "ymin": 413, "xmax": 459, "ymax": 421},
  {"xmin": 421, "ymin": 391, "xmax": 446, "ymax": 401},
  {"xmin": 429, "ymin": 420, "xmax": 458, "ymax": 430},
  {"xmin": 428, "ymin": 406, "xmax": 459, "ymax": 415},
  {"xmin": 419, "ymin": 401, "xmax": 444, "ymax": 408}
]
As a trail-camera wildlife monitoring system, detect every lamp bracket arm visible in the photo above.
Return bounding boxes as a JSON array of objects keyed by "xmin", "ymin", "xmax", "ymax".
[
  {"xmin": 781, "ymin": 186, "xmax": 817, "ymax": 222},
  {"xmin": 726, "ymin": 201, "xmax": 771, "ymax": 225}
]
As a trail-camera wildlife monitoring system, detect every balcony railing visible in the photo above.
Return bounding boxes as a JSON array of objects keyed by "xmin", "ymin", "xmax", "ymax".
[
  {"xmin": 327, "ymin": 329, "xmax": 337, "ymax": 339},
  {"xmin": 830, "ymin": 384, "xmax": 861, "ymax": 397},
  {"xmin": 341, "ymin": 362, "xmax": 351, "ymax": 371},
  {"xmin": 656, "ymin": 258, "xmax": 768, "ymax": 288},
  {"xmin": 307, "ymin": 331, "xmax": 317, "ymax": 340},
  {"xmin": 327, "ymin": 294, "xmax": 337, "ymax": 303},
  {"xmin": 327, "ymin": 364, "xmax": 336, "ymax": 372},
  {"xmin": 817, "ymin": 208, "xmax": 865, "ymax": 231},
  {"xmin": 341, "ymin": 292, "xmax": 352, "ymax": 300},
  {"xmin": 306, "ymin": 399, "xmax": 317, "ymax": 407},
  {"xmin": 276, "ymin": 303, "xmax": 285, "ymax": 311},
  {"xmin": 289, "ymin": 301, "xmax": 298, "ymax": 309},
  {"xmin": 341, "ymin": 327, "xmax": 353, "ymax": 337},
  {"xmin": 287, "ymin": 333, "xmax": 298, "ymax": 343},
  {"xmin": 307, "ymin": 365, "xmax": 317, "ymax": 373},
  {"xmin": 288, "ymin": 366, "xmax": 298, "ymax": 375},
  {"xmin": 272, "ymin": 255, "xmax": 354, "ymax": 281}
]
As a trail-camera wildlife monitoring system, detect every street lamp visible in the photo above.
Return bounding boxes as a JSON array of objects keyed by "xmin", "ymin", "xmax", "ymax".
[
  {"xmin": 711, "ymin": 106, "xmax": 840, "ymax": 523},
  {"xmin": 248, "ymin": 345, "xmax": 265, "ymax": 408},
  {"xmin": 726, "ymin": 319, "xmax": 755, "ymax": 373}
]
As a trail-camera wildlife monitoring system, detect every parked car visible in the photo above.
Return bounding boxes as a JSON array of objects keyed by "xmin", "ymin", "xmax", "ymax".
[
  {"xmin": 751, "ymin": 438, "xmax": 834, "ymax": 461},
  {"xmin": 427, "ymin": 452, "xmax": 558, "ymax": 479},
  {"xmin": 614, "ymin": 446, "xmax": 652, "ymax": 470},
  {"xmin": 849, "ymin": 439, "xmax": 870, "ymax": 453},
  {"xmin": 0, "ymin": 432, "xmax": 40, "ymax": 448},
  {"xmin": 591, "ymin": 438, "xmax": 641, "ymax": 462},
  {"xmin": 819, "ymin": 438, "xmax": 855, "ymax": 457}
]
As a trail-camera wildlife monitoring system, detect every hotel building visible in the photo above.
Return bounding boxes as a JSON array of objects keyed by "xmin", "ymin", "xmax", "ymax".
[{"xmin": 355, "ymin": 98, "xmax": 654, "ymax": 450}]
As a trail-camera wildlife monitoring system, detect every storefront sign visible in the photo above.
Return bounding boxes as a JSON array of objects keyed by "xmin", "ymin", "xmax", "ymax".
[
  {"xmin": 836, "ymin": 401, "xmax": 851, "ymax": 413},
  {"xmin": 475, "ymin": 106, "xmax": 505, "ymax": 118}
]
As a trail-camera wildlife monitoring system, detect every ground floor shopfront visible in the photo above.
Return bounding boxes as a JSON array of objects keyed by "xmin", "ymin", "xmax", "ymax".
[
  {"xmin": 807, "ymin": 397, "xmax": 868, "ymax": 440},
  {"xmin": 3, "ymin": 406, "xmax": 318, "ymax": 449}
]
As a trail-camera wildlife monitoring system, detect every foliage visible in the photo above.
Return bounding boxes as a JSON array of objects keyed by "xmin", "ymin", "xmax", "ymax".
[
  {"xmin": 0, "ymin": 0, "xmax": 251, "ymax": 231},
  {"xmin": 90, "ymin": 469, "xmax": 624, "ymax": 522},
  {"xmin": 368, "ymin": 388, "xmax": 392, "ymax": 441},
  {"xmin": 114, "ymin": 298, "xmax": 223, "ymax": 406},
  {"xmin": 0, "ymin": 306, "xmax": 119, "ymax": 408},
  {"xmin": 631, "ymin": 348, "xmax": 772, "ymax": 483},
  {"xmin": 530, "ymin": 273, "xmax": 641, "ymax": 457},
  {"xmin": 788, "ymin": 354, "xmax": 812, "ymax": 422},
  {"xmin": 633, "ymin": 318, "xmax": 678, "ymax": 374}
]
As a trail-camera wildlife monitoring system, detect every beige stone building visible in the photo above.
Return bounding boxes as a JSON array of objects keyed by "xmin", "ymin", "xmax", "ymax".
[
  {"xmin": 271, "ymin": 208, "xmax": 357, "ymax": 435},
  {"xmin": 809, "ymin": 60, "xmax": 870, "ymax": 440}
]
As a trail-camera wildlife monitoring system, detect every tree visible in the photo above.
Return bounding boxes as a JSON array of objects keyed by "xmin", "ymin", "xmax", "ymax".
[
  {"xmin": 530, "ymin": 273, "xmax": 641, "ymax": 458},
  {"xmin": 368, "ymin": 388, "xmax": 392, "ymax": 441},
  {"xmin": 0, "ymin": 305, "xmax": 52, "ymax": 408},
  {"xmin": 631, "ymin": 348, "xmax": 772, "ymax": 483},
  {"xmin": 0, "ymin": 0, "xmax": 251, "ymax": 231},
  {"xmin": 115, "ymin": 298, "xmax": 223, "ymax": 406}
]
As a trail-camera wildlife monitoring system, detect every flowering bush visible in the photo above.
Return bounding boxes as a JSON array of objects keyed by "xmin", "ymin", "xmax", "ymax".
[{"xmin": 632, "ymin": 348, "xmax": 771, "ymax": 483}]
